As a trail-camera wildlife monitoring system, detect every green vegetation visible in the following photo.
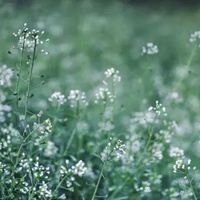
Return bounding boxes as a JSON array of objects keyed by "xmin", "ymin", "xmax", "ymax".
[{"xmin": 1, "ymin": 0, "xmax": 200, "ymax": 199}]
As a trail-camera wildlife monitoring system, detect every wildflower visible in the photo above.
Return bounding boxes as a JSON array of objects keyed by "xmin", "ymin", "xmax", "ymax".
[
  {"xmin": 13, "ymin": 23, "xmax": 49, "ymax": 54},
  {"xmin": 142, "ymin": 42, "xmax": 159, "ymax": 55},
  {"xmin": 71, "ymin": 160, "xmax": 87, "ymax": 177},
  {"xmin": 0, "ymin": 65, "xmax": 13, "ymax": 86},
  {"xmin": 95, "ymin": 87, "xmax": 114, "ymax": 104},
  {"xmin": 104, "ymin": 68, "xmax": 121, "ymax": 83},
  {"xmin": 49, "ymin": 92, "xmax": 66, "ymax": 105},
  {"xmin": 38, "ymin": 181, "xmax": 52, "ymax": 198},
  {"xmin": 44, "ymin": 141, "xmax": 58, "ymax": 157},
  {"xmin": 189, "ymin": 31, "xmax": 200, "ymax": 43},
  {"xmin": 148, "ymin": 100, "xmax": 167, "ymax": 117},
  {"xmin": 59, "ymin": 159, "xmax": 87, "ymax": 188},
  {"xmin": 34, "ymin": 118, "xmax": 52, "ymax": 148},
  {"xmin": 101, "ymin": 139, "xmax": 125, "ymax": 161},
  {"xmin": 169, "ymin": 147, "xmax": 184, "ymax": 158},
  {"xmin": 68, "ymin": 90, "xmax": 88, "ymax": 107}
]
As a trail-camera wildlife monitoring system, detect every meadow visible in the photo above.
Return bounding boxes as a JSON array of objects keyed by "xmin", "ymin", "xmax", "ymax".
[{"xmin": 1, "ymin": 0, "xmax": 200, "ymax": 199}]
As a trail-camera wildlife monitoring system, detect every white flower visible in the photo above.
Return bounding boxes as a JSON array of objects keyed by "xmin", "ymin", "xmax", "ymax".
[
  {"xmin": 44, "ymin": 141, "xmax": 58, "ymax": 157},
  {"xmin": 169, "ymin": 147, "xmax": 184, "ymax": 158},
  {"xmin": 68, "ymin": 90, "xmax": 88, "ymax": 107},
  {"xmin": 95, "ymin": 87, "xmax": 114, "ymax": 104},
  {"xmin": 0, "ymin": 65, "xmax": 13, "ymax": 86},
  {"xmin": 104, "ymin": 68, "xmax": 121, "ymax": 83},
  {"xmin": 142, "ymin": 42, "xmax": 159, "ymax": 55},
  {"xmin": 49, "ymin": 92, "xmax": 66, "ymax": 105},
  {"xmin": 189, "ymin": 31, "xmax": 200, "ymax": 43}
]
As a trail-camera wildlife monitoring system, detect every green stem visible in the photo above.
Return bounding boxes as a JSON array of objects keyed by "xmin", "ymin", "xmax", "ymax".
[
  {"xmin": 110, "ymin": 76, "xmax": 115, "ymax": 123},
  {"xmin": 91, "ymin": 161, "xmax": 106, "ymax": 200},
  {"xmin": 66, "ymin": 129, "xmax": 76, "ymax": 152},
  {"xmin": 24, "ymin": 38, "xmax": 37, "ymax": 125},
  {"xmin": 16, "ymin": 33, "xmax": 26, "ymax": 110},
  {"xmin": 108, "ymin": 176, "xmax": 130, "ymax": 199},
  {"xmin": 50, "ymin": 175, "xmax": 68, "ymax": 200},
  {"xmin": 11, "ymin": 125, "xmax": 41, "ymax": 177},
  {"xmin": 65, "ymin": 106, "xmax": 80, "ymax": 153},
  {"xmin": 164, "ymin": 44, "xmax": 197, "ymax": 105},
  {"xmin": 187, "ymin": 173, "xmax": 197, "ymax": 200}
]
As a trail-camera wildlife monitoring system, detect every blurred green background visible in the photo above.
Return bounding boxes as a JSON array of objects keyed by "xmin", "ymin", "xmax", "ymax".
[{"xmin": 1, "ymin": 0, "xmax": 200, "ymax": 163}]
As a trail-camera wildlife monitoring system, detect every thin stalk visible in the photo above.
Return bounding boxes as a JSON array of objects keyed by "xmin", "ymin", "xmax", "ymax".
[
  {"xmin": 108, "ymin": 177, "xmax": 130, "ymax": 199},
  {"xmin": 164, "ymin": 44, "xmax": 197, "ymax": 105},
  {"xmin": 11, "ymin": 125, "xmax": 41, "ymax": 177},
  {"xmin": 66, "ymin": 129, "xmax": 76, "ymax": 152},
  {"xmin": 91, "ymin": 161, "xmax": 106, "ymax": 200},
  {"xmin": 65, "ymin": 102, "xmax": 80, "ymax": 153},
  {"xmin": 187, "ymin": 173, "xmax": 197, "ymax": 200},
  {"xmin": 109, "ymin": 114, "xmax": 159, "ymax": 199},
  {"xmin": 28, "ymin": 179, "xmax": 39, "ymax": 200},
  {"xmin": 16, "ymin": 33, "xmax": 26, "ymax": 109},
  {"xmin": 24, "ymin": 38, "xmax": 37, "ymax": 125},
  {"xmin": 50, "ymin": 175, "xmax": 68, "ymax": 200},
  {"xmin": 91, "ymin": 148, "xmax": 113, "ymax": 200},
  {"xmin": 110, "ymin": 76, "xmax": 115, "ymax": 124}
]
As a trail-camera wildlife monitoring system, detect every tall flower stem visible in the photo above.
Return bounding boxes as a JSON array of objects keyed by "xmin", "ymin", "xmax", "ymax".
[
  {"xmin": 91, "ymin": 149, "xmax": 113, "ymax": 200},
  {"xmin": 24, "ymin": 38, "xmax": 37, "ymax": 125},
  {"xmin": 91, "ymin": 161, "xmax": 106, "ymax": 200},
  {"xmin": 16, "ymin": 33, "xmax": 26, "ymax": 110}
]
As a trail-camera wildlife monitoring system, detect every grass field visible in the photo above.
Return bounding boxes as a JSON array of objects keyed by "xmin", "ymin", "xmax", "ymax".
[{"xmin": 1, "ymin": 0, "xmax": 200, "ymax": 199}]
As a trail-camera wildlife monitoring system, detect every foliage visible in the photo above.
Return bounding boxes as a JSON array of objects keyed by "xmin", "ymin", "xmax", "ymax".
[{"xmin": 1, "ymin": 1, "xmax": 200, "ymax": 199}]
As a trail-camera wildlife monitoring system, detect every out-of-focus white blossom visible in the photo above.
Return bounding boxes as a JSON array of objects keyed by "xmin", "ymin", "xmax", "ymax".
[
  {"xmin": 142, "ymin": 42, "xmax": 159, "ymax": 55},
  {"xmin": 104, "ymin": 68, "xmax": 121, "ymax": 83},
  {"xmin": 44, "ymin": 141, "xmax": 58, "ymax": 157},
  {"xmin": 189, "ymin": 31, "xmax": 200, "ymax": 43},
  {"xmin": 49, "ymin": 92, "xmax": 66, "ymax": 105},
  {"xmin": 68, "ymin": 90, "xmax": 88, "ymax": 107},
  {"xmin": 0, "ymin": 65, "xmax": 13, "ymax": 86}
]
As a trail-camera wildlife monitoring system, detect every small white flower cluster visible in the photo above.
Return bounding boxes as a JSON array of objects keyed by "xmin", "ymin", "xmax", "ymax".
[
  {"xmin": 98, "ymin": 121, "xmax": 114, "ymax": 132},
  {"xmin": 104, "ymin": 68, "xmax": 121, "ymax": 84},
  {"xmin": 101, "ymin": 139, "xmax": 125, "ymax": 161},
  {"xmin": 148, "ymin": 100, "xmax": 167, "ymax": 117},
  {"xmin": 0, "ymin": 124, "xmax": 19, "ymax": 159},
  {"xmin": 19, "ymin": 181, "xmax": 30, "ymax": 194},
  {"xmin": 68, "ymin": 90, "xmax": 88, "ymax": 108},
  {"xmin": 162, "ymin": 188, "xmax": 180, "ymax": 199},
  {"xmin": 114, "ymin": 139, "xmax": 126, "ymax": 159},
  {"xmin": 135, "ymin": 181, "xmax": 151, "ymax": 193},
  {"xmin": 150, "ymin": 143, "xmax": 163, "ymax": 163},
  {"xmin": 60, "ymin": 159, "xmax": 87, "ymax": 187},
  {"xmin": 44, "ymin": 141, "xmax": 58, "ymax": 157},
  {"xmin": 95, "ymin": 87, "xmax": 114, "ymax": 104},
  {"xmin": 189, "ymin": 31, "xmax": 200, "ymax": 43},
  {"xmin": 173, "ymin": 158, "xmax": 196, "ymax": 173},
  {"xmin": 16, "ymin": 153, "xmax": 31, "ymax": 173},
  {"xmin": 32, "ymin": 158, "xmax": 50, "ymax": 179},
  {"xmin": 0, "ymin": 103, "xmax": 12, "ymax": 123},
  {"xmin": 15, "ymin": 155, "xmax": 52, "ymax": 198},
  {"xmin": 70, "ymin": 160, "xmax": 87, "ymax": 176},
  {"xmin": 130, "ymin": 112, "xmax": 156, "ymax": 129},
  {"xmin": 95, "ymin": 68, "xmax": 121, "ymax": 105},
  {"xmin": 0, "ymin": 65, "xmax": 13, "ymax": 86},
  {"xmin": 169, "ymin": 91, "xmax": 183, "ymax": 103},
  {"xmin": 38, "ymin": 181, "xmax": 52, "ymax": 198},
  {"xmin": 169, "ymin": 147, "xmax": 184, "ymax": 158},
  {"xmin": 49, "ymin": 92, "xmax": 66, "ymax": 106},
  {"xmin": 77, "ymin": 121, "xmax": 89, "ymax": 132},
  {"xmin": 13, "ymin": 23, "xmax": 49, "ymax": 54},
  {"xmin": 34, "ymin": 118, "xmax": 52, "ymax": 148},
  {"xmin": 142, "ymin": 42, "xmax": 159, "ymax": 55}
]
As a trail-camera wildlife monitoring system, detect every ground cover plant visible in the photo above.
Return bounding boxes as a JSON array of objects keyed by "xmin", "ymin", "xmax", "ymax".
[{"xmin": 1, "ymin": 0, "xmax": 200, "ymax": 199}]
